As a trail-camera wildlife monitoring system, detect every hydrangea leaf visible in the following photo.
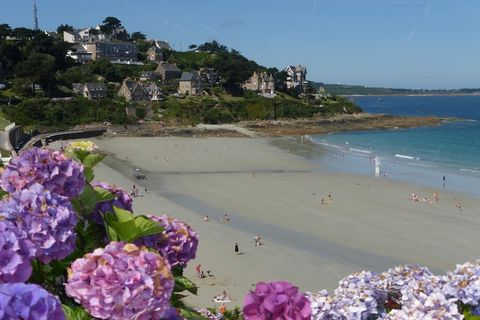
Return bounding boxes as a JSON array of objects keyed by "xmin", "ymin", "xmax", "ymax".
[
  {"xmin": 179, "ymin": 307, "xmax": 208, "ymax": 319},
  {"xmin": 104, "ymin": 209, "xmax": 164, "ymax": 242},
  {"xmin": 131, "ymin": 215, "xmax": 165, "ymax": 240},
  {"xmin": 72, "ymin": 150, "xmax": 90, "ymax": 162},
  {"xmin": 83, "ymin": 167, "xmax": 94, "ymax": 183},
  {"xmin": 71, "ymin": 185, "xmax": 97, "ymax": 217},
  {"xmin": 112, "ymin": 206, "xmax": 136, "ymax": 223},
  {"xmin": 62, "ymin": 304, "xmax": 92, "ymax": 320},
  {"xmin": 93, "ymin": 187, "xmax": 116, "ymax": 203},
  {"xmin": 82, "ymin": 154, "xmax": 105, "ymax": 169},
  {"xmin": 175, "ymin": 275, "xmax": 198, "ymax": 295}
]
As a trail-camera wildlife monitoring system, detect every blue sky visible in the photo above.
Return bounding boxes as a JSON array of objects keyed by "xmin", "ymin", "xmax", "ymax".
[{"xmin": 1, "ymin": 0, "xmax": 479, "ymax": 89}]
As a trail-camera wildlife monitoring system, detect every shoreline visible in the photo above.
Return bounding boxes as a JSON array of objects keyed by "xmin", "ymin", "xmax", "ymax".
[{"xmin": 89, "ymin": 136, "xmax": 480, "ymax": 308}]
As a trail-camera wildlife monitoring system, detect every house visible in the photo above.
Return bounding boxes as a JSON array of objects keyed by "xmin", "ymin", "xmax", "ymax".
[
  {"xmin": 118, "ymin": 79, "xmax": 150, "ymax": 102},
  {"xmin": 72, "ymin": 83, "xmax": 108, "ymax": 100},
  {"xmin": 178, "ymin": 72, "xmax": 203, "ymax": 96},
  {"xmin": 63, "ymin": 28, "xmax": 108, "ymax": 44},
  {"xmin": 199, "ymin": 68, "xmax": 220, "ymax": 86},
  {"xmin": 143, "ymin": 83, "xmax": 162, "ymax": 101},
  {"xmin": 243, "ymin": 71, "xmax": 275, "ymax": 95},
  {"xmin": 153, "ymin": 40, "xmax": 172, "ymax": 51},
  {"xmin": 85, "ymin": 42, "xmax": 138, "ymax": 62},
  {"xmin": 66, "ymin": 44, "xmax": 92, "ymax": 64},
  {"xmin": 155, "ymin": 63, "xmax": 181, "ymax": 82},
  {"xmin": 139, "ymin": 71, "xmax": 160, "ymax": 82},
  {"xmin": 284, "ymin": 65, "xmax": 308, "ymax": 89},
  {"xmin": 147, "ymin": 47, "xmax": 164, "ymax": 62}
]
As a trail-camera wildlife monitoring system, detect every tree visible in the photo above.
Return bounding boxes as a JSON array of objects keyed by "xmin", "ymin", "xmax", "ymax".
[
  {"xmin": 12, "ymin": 27, "xmax": 34, "ymax": 42},
  {"xmin": 100, "ymin": 16, "xmax": 123, "ymax": 35},
  {"xmin": 197, "ymin": 41, "xmax": 228, "ymax": 53},
  {"xmin": 188, "ymin": 44, "xmax": 197, "ymax": 50},
  {"xmin": 0, "ymin": 24, "xmax": 12, "ymax": 40},
  {"xmin": 131, "ymin": 32, "xmax": 146, "ymax": 42},
  {"xmin": 15, "ymin": 52, "xmax": 55, "ymax": 95},
  {"xmin": 56, "ymin": 24, "xmax": 74, "ymax": 34}
]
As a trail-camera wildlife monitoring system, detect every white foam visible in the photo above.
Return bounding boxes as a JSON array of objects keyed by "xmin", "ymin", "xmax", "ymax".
[
  {"xmin": 460, "ymin": 168, "xmax": 480, "ymax": 173},
  {"xmin": 350, "ymin": 148, "xmax": 372, "ymax": 154},
  {"xmin": 395, "ymin": 154, "xmax": 420, "ymax": 160}
]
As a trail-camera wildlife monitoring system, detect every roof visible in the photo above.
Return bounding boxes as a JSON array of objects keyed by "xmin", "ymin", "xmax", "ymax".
[
  {"xmin": 158, "ymin": 63, "xmax": 181, "ymax": 73},
  {"xmin": 85, "ymin": 83, "xmax": 107, "ymax": 91},
  {"xmin": 155, "ymin": 40, "xmax": 172, "ymax": 50},
  {"xmin": 179, "ymin": 72, "xmax": 200, "ymax": 82}
]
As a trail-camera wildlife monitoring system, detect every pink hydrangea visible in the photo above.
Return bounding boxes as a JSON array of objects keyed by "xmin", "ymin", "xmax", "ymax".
[
  {"xmin": 243, "ymin": 281, "xmax": 311, "ymax": 320},
  {"xmin": 135, "ymin": 215, "xmax": 198, "ymax": 268},
  {"xmin": 65, "ymin": 242, "xmax": 174, "ymax": 320}
]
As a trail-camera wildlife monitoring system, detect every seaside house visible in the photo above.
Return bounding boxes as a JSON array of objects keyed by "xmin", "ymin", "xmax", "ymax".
[
  {"xmin": 155, "ymin": 62, "xmax": 182, "ymax": 82},
  {"xmin": 66, "ymin": 44, "xmax": 92, "ymax": 64},
  {"xmin": 284, "ymin": 65, "xmax": 308, "ymax": 89},
  {"xmin": 143, "ymin": 83, "xmax": 163, "ymax": 101},
  {"xmin": 63, "ymin": 28, "xmax": 109, "ymax": 44},
  {"xmin": 72, "ymin": 82, "xmax": 108, "ymax": 100},
  {"xmin": 178, "ymin": 72, "xmax": 204, "ymax": 96},
  {"xmin": 118, "ymin": 79, "xmax": 150, "ymax": 102},
  {"xmin": 243, "ymin": 71, "xmax": 275, "ymax": 96},
  {"xmin": 85, "ymin": 42, "xmax": 138, "ymax": 63}
]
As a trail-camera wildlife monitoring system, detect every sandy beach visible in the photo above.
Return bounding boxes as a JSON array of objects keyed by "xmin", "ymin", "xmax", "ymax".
[{"xmin": 89, "ymin": 136, "xmax": 480, "ymax": 309}]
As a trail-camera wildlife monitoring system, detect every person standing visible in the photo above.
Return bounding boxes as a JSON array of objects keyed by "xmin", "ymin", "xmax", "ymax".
[
  {"xmin": 234, "ymin": 242, "xmax": 239, "ymax": 254},
  {"xmin": 195, "ymin": 264, "xmax": 202, "ymax": 278},
  {"xmin": 443, "ymin": 175, "xmax": 446, "ymax": 189}
]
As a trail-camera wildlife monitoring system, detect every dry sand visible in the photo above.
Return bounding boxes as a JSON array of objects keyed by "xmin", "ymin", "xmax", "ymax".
[{"xmin": 90, "ymin": 136, "xmax": 480, "ymax": 309}]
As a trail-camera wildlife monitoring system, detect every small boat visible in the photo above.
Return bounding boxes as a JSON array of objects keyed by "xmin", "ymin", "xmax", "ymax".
[{"xmin": 378, "ymin": 98, "xmax": 383, "ymax": 102}]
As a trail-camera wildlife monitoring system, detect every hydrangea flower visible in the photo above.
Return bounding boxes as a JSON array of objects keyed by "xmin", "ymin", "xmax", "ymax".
[
  {"xmin": 307, "ymin": 290, "xmax": 336, "ymax": 320},
  {"xmin": 65, "ymin": 140, "xmax": 98, "ymax": 153},
  {"xmin": 385, "ymin": 281, "xmax": 462, "ymax": 320},
  {"xmin": 0, "ymin": 183, "xmax": 78, "ymax": 263},
  {"xmin": 443, "ymin": 260, "xmax": 480, "ymax": 307},
  {"xmin": 90, "ymin": 182, "xmax": 133, "ymax": 224},
  {"xmin": 135, "ymin": 215, "xmax": 198, "ymax": 268},
  {"xmin": 376, "ymin": 264, "xmax": 433, "ymax": 293},
  {"xmin": 243, "ymin": 281, "xmax": 311, "ymax": 320},
  {"xmin": 0, "ymin": 220, "xmax": 34, "ymax": 283},
  {"xmin": 65, "ymin": 242, "xmax": 174, "ymax": 320},
  {"xmin": 0, "ymin": 147, "xmax": 85, "ymax": 199},
  {"xmin": 0, "ymin": 283, "xmax": 65, "ymax": 320}
]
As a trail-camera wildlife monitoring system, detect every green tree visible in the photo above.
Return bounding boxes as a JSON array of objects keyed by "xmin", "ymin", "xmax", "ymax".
[
  {"xmin": 131, "ymin": 31, "xmax": 146, "ymax": 42},
  {"xmin": 15, "ymin": 52, "xmax": 55, "ymax": 95},
  {"xmin": 188, "ymin": 44, "xmax": 197, "ymax": 50},
  {"xmin": 89, "ymin": 59, "xmax": 122, "ymax": 82},
  {"xmin": 0, "ymin": 23, "xmax": 12, "ymax": 40},
  {"xmin": 100, "ymin": 16, "xmax": 123, "ymax": 35},
  {"xmin": 12, "ymin": 27, "xmax": 34, "ymax": 42},
  {"xmin": 56, "ymin": 24, "xmax": 74, "ymax": 34}
]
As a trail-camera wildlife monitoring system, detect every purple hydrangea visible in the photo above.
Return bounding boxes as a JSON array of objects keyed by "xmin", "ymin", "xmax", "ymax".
[
  {"xmin": 243, "ymin": 281, "xmax": 311, "ymax": 320},
  {"xmin": 0, "ymin": 183, "xmax": 78, "ymax": 263},
  {"xmin": 443, "ymin": 260, "xmax": 480, "ymax": 307},
  {"xmin": 376, "ymin": 264, "xmax": 433, "ymax": 293},
  {"xmin": 135, "ymin": 215, "xmax": 198, "ymax": 268},
  {"xmin": 385, "ymin": 281, "xmax": 462, "ymax": 320},
  {"xmin": 0, "ymin": 220, "xmax": 34, "ymax": 283},
  {"xmin": 0, "ymin": 283, "xmax": 65, "ymax": 320},
  {"xmin": 1, "ymin": 147, "xmax": 85, "ymax": 199},
  {"xmin": 90, "ymin": 182, "xmax": 133, "ymax": 224},
  {"xmin": 65, "ymin": 242, "xmax": 174, "ymax": 320},
  {"xmin": 308, "ymin": 271, "xmax": 384, "ymax": 320}
]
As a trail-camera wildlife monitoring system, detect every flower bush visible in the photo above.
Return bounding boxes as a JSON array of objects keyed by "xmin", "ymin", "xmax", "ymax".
[
  {"xmin": 135, "ymin": 214, "xmax": 199, "ymax": 268},
  {"xmin": 0, "ymin": 141, "xmax": 480, "ymax": 320},
  {"xmin": 0, "ymin": 283, "xmax": 65, "ymax": 319},
  {"xmin": 0, "ymin": 147, "xmax": 85, "ymax": 199},
  {"xmin": 65, "ymin": 242, "xmax": 174, "ymax": 319},
  {"xmin": 0, "ymin": 183, "xmax": 78, "ymax": 263}
]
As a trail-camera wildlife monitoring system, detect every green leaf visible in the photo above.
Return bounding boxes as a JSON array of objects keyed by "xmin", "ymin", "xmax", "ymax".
[
  {"xmin": 93, "ymin": 187, "xmax": 116, "ymax": 203},
  {"xmin": 0, "ymin": 189, "xmax": 8, "ymax": 198},
  {"xmin": 82, "ymin": 154, "xmax": 105, "ymax": 168},
  {"xmin": 62, "ymin": 304, "xmax": 92, "ymax": 320},
  {"xmin": 83, "ymin": 167, "xmax": 94, "ymax": 183},
  {"xmin": 178, "ymin": 307, "xmax": 209, "ymax": 320},
  {"xmin": 112, "ymin": 206, "xmax": 136, "ymax": 223},
  {"xmin": 131, "ymin": 215, "xmax": 165, "ymax": 239},
  {"xmin": 104, "ymin": 208, "xmax": 164, "ymax": 242},
  {"xmin": 71, "ymin": 185, "xmax": 97, "ymax": 217},
  {"xmin": 72, "ymin": 150, "xmax": 89, "ymax": 162},
  {"xmin": 174, "ymin": 275, "xmax": 198, "ymax": 295}
]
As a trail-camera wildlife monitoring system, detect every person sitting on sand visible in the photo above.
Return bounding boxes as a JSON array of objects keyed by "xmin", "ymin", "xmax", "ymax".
[
  {"xmin": 411, "ymin": 193, "xmax": 419, "ymax": 202},
  {"xmin": 204, "ymin": 215, "xmax": 210, "ymax": 222},
  {"xmin": 327, "ymin": 193, "xmax": 333, "ymax": 201},
  {"xmin": 321, "ymin": 198, "xmax": 327, "ymax": 206},
  {"xmin": 433, "ymin": 192, "xmax": 439, "ymax": 203}
]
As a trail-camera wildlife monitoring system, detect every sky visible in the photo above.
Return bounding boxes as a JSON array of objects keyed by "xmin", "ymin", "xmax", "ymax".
[{"xmin": 1, "ymin": 0, "xmax": 479, "ymax": 89}]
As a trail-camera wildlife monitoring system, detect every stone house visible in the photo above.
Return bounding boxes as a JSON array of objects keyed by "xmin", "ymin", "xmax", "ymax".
[
  {"xmin": 143, "ymin": 83, "xmax": 162, "ymax": 101},
  {"xmin": 118, "ymin": 79, "xmax": 149, "ymax": 102},
  {"xmin": 72, "ymin": 82, "xmax": 108, "ymax": 100},
  {"xmin": 66, "ymin": 44, "xmax": 92, "ymax": 64},
  {"xmin": 243, "ymin": 71, "xmax": 275, "ymax": 95},
  {"xmin": 199, "ymin": 68, "xmax": 220, "ymax": 86},
  {"xmin": 178, "ymin": 72, "xmax": 203, "ymax": 96},
  {"xmin": 284, "ymin": 65, "xmax": 308, "ymax": 89},
  {"xmin": 147, "ymin": 47, "xmax": 164, "ymax": 62},
  {"xmin": 155, "ymin": 63, "xmax": 181, "ymax": 82}
]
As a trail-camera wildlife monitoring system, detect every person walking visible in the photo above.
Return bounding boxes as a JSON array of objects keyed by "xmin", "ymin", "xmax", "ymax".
[{"xmin": 234, "ymin": 242, "xmax": 239, "ymax": 254}]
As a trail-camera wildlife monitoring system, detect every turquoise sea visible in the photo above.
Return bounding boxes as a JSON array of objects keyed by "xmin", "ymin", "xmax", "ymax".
[{"xmin": 310, "ymin": 96, "xmax": 480, "ymax": 197}]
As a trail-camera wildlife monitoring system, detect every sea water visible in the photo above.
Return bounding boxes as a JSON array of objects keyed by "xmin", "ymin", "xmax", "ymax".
[{"xmin": 310, "ymin": 95, "xmax": 480, "ymax": 197}]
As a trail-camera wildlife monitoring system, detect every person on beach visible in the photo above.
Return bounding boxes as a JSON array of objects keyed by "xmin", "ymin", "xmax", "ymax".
[
  {"xmin": 321, "ymin": 198, "xmax": 327, "ymax": 206},
  {"xmin": 204, "ymin": 215, "xmax": 210, "ymax": 222},
  {"xmin": 234, "ymin": 242, "xmax": 239, "ymax": 254},
  {"xmin": 196, "ymin": 264, "xmax": 202, "ymax": 278},
  {"xmin": 433, "ymin": 192, "xmax": 439, "ymax": 203},
  {"xmin": 411, "ymin": 193, "xmax": 419, "ymax": 202},
  {"xmin": 454, "ymin": 199, "xmax": 463, "ymax": 213},
  {"xmin": 223, "ymin": 214, "xmax": 230, "ymax": 223},
  {"xmin": 443, "ymin": 175, "xmax": 446, "ymax": 189},
  {"xmin": 327, "ymin": 193, "xmax": 333, "ymax": 202}
]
